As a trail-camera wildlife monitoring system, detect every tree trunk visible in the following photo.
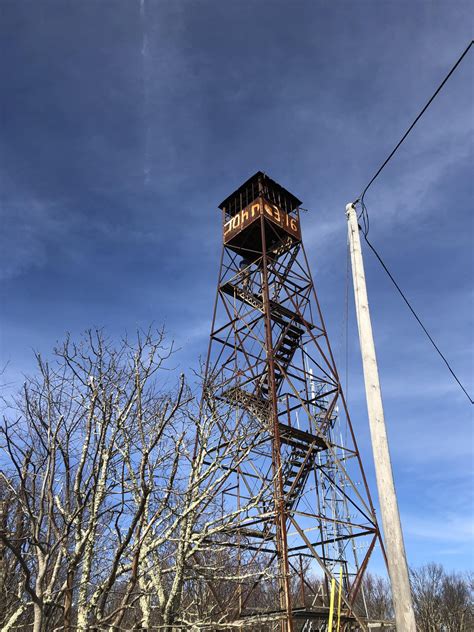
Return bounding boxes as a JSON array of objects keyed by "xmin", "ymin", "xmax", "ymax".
[
  {"xmin": 32, "ymin": 603, "xmax": 43, "ymax": 632},
  {"xmin": 63, "ymin": 568, "xmax": 74, "ymax": 631}
]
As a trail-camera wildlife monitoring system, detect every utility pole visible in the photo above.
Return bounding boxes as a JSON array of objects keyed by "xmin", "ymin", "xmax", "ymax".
[{"xmin": 346, "ymin": 202, "xmax": 416, "ymax": 631}]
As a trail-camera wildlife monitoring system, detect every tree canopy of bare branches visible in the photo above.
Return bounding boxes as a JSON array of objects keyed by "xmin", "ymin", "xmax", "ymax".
[
  {"xmin": 0, "ymin": 329, "xmax": 264, "ymax": 631},
  {"xmin": 0, "ymin": 330, "xmax": 472, "ymax": 632}
]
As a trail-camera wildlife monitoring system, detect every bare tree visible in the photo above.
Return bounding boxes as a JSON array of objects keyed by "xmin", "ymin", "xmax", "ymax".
[
  {"xmin": 1, "ymin": 330, "xmax": 472, "ymax": 632},
  {"xmin": 0, "ymin": 329, "xmax": 267, "ymax": 631},
  {"xmin": 411, "ymin": 563, "xmax": 473, "ymax": 632},
  {"xmin": 0, "ymin": 329, "xmax": 186, "ymax": 631},
  {"xmin": 122, "ymin": 379, "xmax": 270, "ymax": 631}
]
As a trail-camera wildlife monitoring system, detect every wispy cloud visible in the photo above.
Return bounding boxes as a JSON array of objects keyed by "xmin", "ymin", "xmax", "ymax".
[{"xmin": 405, "ymin": 513, "xmax": 474, "ymax": 544}]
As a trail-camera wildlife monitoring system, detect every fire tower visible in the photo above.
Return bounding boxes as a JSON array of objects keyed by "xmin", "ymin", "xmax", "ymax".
[{"xmin": 201, "ymin": 172, "xmax": 382, "ymax": 631}]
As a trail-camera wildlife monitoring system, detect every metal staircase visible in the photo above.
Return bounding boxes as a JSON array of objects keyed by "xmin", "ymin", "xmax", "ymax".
[
  {"xmin": 281, "ymin": 442, "xmax": 314, "ymax": 512},
  {"xmin": 259, "ymin": 319, "xmax": 303, "ymax": 399},
  {"xmin": 218, "ymin": 253, "xmax": 325, "ymax": 532}
]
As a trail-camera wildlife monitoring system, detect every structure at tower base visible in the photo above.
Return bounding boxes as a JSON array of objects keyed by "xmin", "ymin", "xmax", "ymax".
[{"xmin": 200, "ymin": 172, "xmax": 383, "ymax": 631}]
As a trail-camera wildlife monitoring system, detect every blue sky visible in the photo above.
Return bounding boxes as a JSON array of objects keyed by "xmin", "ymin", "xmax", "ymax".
[{"xmin": 1, "ymin": 1, "xmax": 473, "ymax": 573}]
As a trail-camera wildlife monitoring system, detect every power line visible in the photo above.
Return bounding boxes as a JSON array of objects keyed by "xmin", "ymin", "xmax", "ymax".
[
  {"xmin": 355, "ymin": 40, "xmax": 473, "ymax": 207},
  {"xmin": 364, "ymin": 234, "xmax": 473, "ymax": 405},
  {"xmin": 353, "ymin": 41, "xmax": 474, "ymax": 404}
]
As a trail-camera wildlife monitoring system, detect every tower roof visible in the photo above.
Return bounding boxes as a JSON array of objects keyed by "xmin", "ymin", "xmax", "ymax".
[{"xmin": 218, "ymin": 171, "xmax": 302, "ymax": 215}]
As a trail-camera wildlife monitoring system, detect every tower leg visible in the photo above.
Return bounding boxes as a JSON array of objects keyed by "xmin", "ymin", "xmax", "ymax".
[{"xmin": 260, "ymin": 214, "xmax": 294, "ymax": 632}]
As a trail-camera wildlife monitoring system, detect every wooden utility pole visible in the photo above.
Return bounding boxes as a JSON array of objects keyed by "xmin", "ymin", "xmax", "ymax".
[{"xmin": 346, "ymin": 202, "xmax": 416, "ymax": 631}]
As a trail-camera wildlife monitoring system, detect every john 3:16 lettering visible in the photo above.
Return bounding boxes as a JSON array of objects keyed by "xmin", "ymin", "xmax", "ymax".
[{"xmin": 224, "ymin": 201, "xmax": 298, "ymax": 237}]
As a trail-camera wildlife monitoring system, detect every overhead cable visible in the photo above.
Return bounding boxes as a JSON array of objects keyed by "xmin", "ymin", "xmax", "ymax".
[
  {"xmin": 353, "ymin": 41, "xmax": 474, "ymax": 404},
  {"xmin": 364, "ymin": 234, "xmax": 473, "ymax": 405},
  {"xmin": 356, "ymin": 40, "xmax": 473, "ymax": 208}
]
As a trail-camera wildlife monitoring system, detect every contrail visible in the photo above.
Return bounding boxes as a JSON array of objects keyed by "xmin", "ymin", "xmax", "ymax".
[{"xmin": 140, "ymin": 0, "xmax": 150, "ymax": 185}]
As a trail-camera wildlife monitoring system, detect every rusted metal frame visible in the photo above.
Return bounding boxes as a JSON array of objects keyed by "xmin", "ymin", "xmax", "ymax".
[
  {"xmin": 287, "ymin": 508, "xmax": 372, "ymax": 534},
  {"xmin": 219, "ymin": 290, "xmax": 269, "ymax": 370},
  {"xmin": 208, "ymin": 432, "xmax": 274, "ymax": 529},
  {"xmin": 273, "ymin": 260, "xmax": 322, "ymax": 304},
  {"xmin": 229, "ymin": 608, "xmax": 359, "ymax": 628},
  {"xmin": 298, "ymin": 345, "xmax": 339, "ymax": 386},
  {"xmin": 218, "ymin": 287, "xmax": 266, "ymax": 386},
  {"xmin": 270, "ymin": 258, "xmax": 314, "ymax": 315},
  {"xmin": 270, "ymin": 243, "xmax": 302, "ymax": 300},
  {"xmin": 203, "ymin": 461, "xmax": 265, "ymax": 487},
  {"xmin": 274, "ymin": 366, "xmax": 307, "ymax": 389},
  {"xmin": 270, "ymin": 364, "xmax": 377, "ymax": 521},
  {"xmin": 301, "ymin": 340, "xmax": 313, "ymax": 434},
  {"xmin": 204, "ymin": 199, "xmax": 380, "ymax": 630},
  {"xmin": 301, "ymin": 240, "xmax": 382, "ymax": 555},
  {"xmin": 269, "ymin": 250, "xmax": 311, "ymax": 298},
  {"xmin": 213, "ymin": 331, "xmax": 266, "ymax": 376},
  {"xmin": 214, "ymin": 339, "xmax": 263, "ymax": 376},
  {"xmin": 275, "ymin": 281, "xmax": 338, "ymax": 383},
  {"xmin": 220, "ymin": 246, "xmax": 255, "ymax": 282},
  {"xmin": 294, "ymin": 452, "xmax": 366, "ymax": 545},
  {"xmin": 237, "ymin": 552, "xmax": 279, "ymax": 613},
  {"xmin": 287, "ymin": 553, "xmax": 329, "ymax": 609},
  {"xmin": 271, "ymin": 315, "xmax": 304, "ymax": 362},
  {"xmin": 195, "ymin": 238, "xmax": 256, "ymax": 623},
  {"xmin": 197, "ymin": 246, "xmax": 240, "ymax": 467},
  {"xmin": 271, "ymin": 344, "xmax": 334, "ymax": 396},
  {"xmin": 318, "ymin": 390, "xmax": 343, "ymax": 437},
  {"xmin": 224, "ymin": 520, "xmax": 282, "ymax": 611},
  {"xmin": 269, "ymin": 275, "xmax": 310, "ymax": 313},
  {"xmin": 270, "ymin": 316, "xmax": 339, "ymax": 385},
  {"xmin": 328, "ymin": 386, "xmax": 385, "ymax": 563},
  {"xmin": 236, "ymin": 467, "xmax": 243, "ymax": 617},
  {"xmin": 202, "ymin": 243, "xmax": 226, "ymax": 387},
  {"xmin": 315, "ymin": 461, "xmax": 377, "ymax": 527},
  {"xmin": 286, "ymin": 246, "xmax": 318, "ymax": 287},
  {"xmin": 302, "ymin": 387, "xmax": 340, "ymax": 417},
  {"xmin": 265, "ymin": 354, "xmax": 335, "ymax": 442},
  {"xmin": 233, "ymin": 459, "xmax": 272, "ymax": 506},
  {"xmin": 297, "ymin": 554, "xmax": 306, "ymax": 606},
  {"xmin": 277, "ymin": 249, "xmax": 311, "ymax": 285},
  {"xmin": 212, "ymin": 294, "xmax": 262, "ymax": 339},
  {"xmin": 227, "ymin": 514, "xmax": 272, "ymax": 533},
  {"xmin": 282, "ymin": 389, "xmax": 335, "ymax": 418},
  {"xmin": 207, "ymin": 331, "xmax": 234, "ymax": 379},
  {"xmin": 282, "ymin": 443, "xmax": 317, "ymax": 508},
  {"xmin": 275, "ymin": 278, "xmax": 314, "ymax": 314},
  {"xmin": 209, "ymin": 297, "xmax": 253, "ymax": 337},
  {"xmin": 209, "ymin": 336, "xmax": 263, "ymax": 368},
  {"xmin": 222, "ymin": 235, "xmax": 263, "ymax": 268},
  {"xmin": 218, "ymin": 306, "xmax": 262, "ymax": 341},
  {"xmin": 270, "ymin": 273, "xmax": 313, "ymax": 321},
  {"xmin": 274, "ymin": 286, "xmax": 326, "ymax": 346},
  {"xmin": 227, "ymin": 296, "xmax": 278, "ymax": 380},
  {"xmin": 312, "ymin": 444, "xmax": 330, "ymax": 604},
  {"xmin": 348, "ymin": 533, "xmax": 378, "ymax": 605},
  {"xmin": 260, "ymin": 213, "xmax": 294, "ymax": 632},
  {"xmin": 318, "ymin": 442, "xmax": 358, "ymax": 458},
  {"xmin": 246, "ymin": 454, "xmax": 274, "ymax": 506},
  {"xmin": 276, "ymin": 259, "xmax": 311, "ymax": 288},
  {"xmin": 285, "ymin": 526, "xmax": 375, "ymax": 554},
  {"xmin": 287, "ymin": 516, "xmax": 369, "ymax": 632},
  {"xmin": 246, "ymin": 452, "xmax": 275, "ymax": 492},
  {"xmin": 202, "ymin": 393, "xmax": 264, "ymax": 463}
]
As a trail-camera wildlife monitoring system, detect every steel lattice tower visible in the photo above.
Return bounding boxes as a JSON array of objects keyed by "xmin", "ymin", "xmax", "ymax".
[{"xmin": 200, "ymin": 172, "xmax": 382, "ymax": 631}]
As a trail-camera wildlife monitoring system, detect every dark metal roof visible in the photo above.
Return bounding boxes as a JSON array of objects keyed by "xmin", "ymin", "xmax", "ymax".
[{"xmin": 218, "ymin": 171, "xmax": 302, "ymax": 212}]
